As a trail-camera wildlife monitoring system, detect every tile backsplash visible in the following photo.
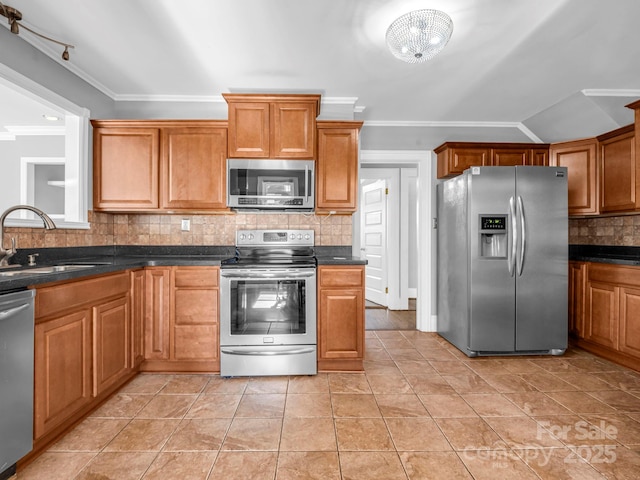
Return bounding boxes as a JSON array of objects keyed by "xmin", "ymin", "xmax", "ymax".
[
  {"xmin": 4, "ymin": 211, "xmax": 352, "ymax": 249},
  {"xmin": 6, "ymin": 211, "xmax": 638, "ymax": 250},
  {"xmin": 569, "ymin": 215, "xmax": 640, "ymax": 246}
]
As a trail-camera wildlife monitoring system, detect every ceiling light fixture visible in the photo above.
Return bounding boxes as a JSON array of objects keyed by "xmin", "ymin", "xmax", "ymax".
[
  {"xmin": 0, "ymin": 1, "xmax": 75, "ymax": 61},
  {"xmin": 386, "ymin": 9, "xmax": 453, "ymax": 64}
]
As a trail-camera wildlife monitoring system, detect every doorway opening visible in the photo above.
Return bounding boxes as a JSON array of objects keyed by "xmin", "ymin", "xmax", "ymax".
[{"xmin": 354, "ymin": 162, "xmax": 421, "ymax": 330}]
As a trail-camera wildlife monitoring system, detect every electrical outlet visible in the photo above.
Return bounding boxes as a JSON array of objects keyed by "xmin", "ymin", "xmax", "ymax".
[{"xmin": 181, "ymin": 219, "xmax": 190, "ymax": 231}]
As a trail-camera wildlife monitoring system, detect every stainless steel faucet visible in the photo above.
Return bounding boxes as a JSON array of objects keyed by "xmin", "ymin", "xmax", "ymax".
[{"xmin": 0, "ymin": 205, "xmax": 57, "ymax": 267}]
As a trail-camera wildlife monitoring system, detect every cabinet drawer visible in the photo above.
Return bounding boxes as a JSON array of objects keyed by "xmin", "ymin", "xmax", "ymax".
[
  {"xmin": 319, "ymin": 266, "xmax": 364, "ymax": 287},
  {"xmin": 35, "ymin": 272, "xmax": 130, "ymax": 319},
  {"xmin": 174, "ymin": 267, "xmax": 219, "ymax": 288},
  {"xmin": 588, "ymin": 263, "xmax": 640, "ymax": 287}
]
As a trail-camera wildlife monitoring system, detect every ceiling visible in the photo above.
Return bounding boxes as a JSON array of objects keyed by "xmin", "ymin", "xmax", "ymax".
[{"xmin": 2, "ymin": 0, "xmax": 640, "ymax": 150}]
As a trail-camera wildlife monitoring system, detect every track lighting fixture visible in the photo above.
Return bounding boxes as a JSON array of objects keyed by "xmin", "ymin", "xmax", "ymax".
[{"xmin": 0, "ymin": 1, "xmax": 75, "ymax": 61}]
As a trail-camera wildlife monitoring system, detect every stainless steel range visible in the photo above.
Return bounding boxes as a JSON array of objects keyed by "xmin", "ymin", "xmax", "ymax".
[{"xmin": 220, "ymin": 229, "xmax": 317, "ymax": 376}]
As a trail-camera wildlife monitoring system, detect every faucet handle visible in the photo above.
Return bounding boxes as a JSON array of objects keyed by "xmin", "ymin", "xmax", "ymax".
[
  {"xmin": 28, "ymin": 253, "xmax": 39, "ymax": 266},
  {"xmin": 10, "ymin": 237, "xmax": 16, "ymax": 254}
]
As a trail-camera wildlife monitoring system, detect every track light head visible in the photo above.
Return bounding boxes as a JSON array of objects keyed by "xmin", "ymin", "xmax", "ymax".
[{"xmin": 1, "ymin": 2, "xmax": 74, "ymax": 62}]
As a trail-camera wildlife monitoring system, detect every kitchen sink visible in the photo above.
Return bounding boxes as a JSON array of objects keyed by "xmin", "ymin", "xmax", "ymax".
[{"xmin": 0, "ymin": 265, "xmax": 97, "ymax": 277}]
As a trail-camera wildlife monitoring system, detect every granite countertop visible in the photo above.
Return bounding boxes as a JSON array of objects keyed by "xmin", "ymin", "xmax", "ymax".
[
  {"xmin": 569, "ymin": 245, "xmax": 640, "ymax": 266},
  {"xmin": 0, "ymin": 245, "xmax": 366, "ymax": 292}
]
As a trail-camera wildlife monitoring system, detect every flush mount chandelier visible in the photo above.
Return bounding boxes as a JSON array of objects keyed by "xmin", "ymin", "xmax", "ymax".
[
  {"xmin": 0, "ymin": 1, "xmax": 74, "ymax": 61},
  {"xmin": 386, "ymin": 9, "xmax": 453, "ymax": 64}
]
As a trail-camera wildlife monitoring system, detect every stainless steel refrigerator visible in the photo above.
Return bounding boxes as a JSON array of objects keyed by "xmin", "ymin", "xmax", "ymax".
[{"xmin": 437, "ymin": 166, "xmax": 568, "ymax": 357}]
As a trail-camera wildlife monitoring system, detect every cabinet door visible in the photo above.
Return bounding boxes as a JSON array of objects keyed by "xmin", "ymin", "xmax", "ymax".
[
  {"xmin": 568, "ymin": 262, "xmax": 586, "ymax": 338},
  {"xmin": 549, "ymin": 139, "xmax": 598, "ymax": 215},
  {"xmin": 585, "ymin": 281, "xmax": 618, "ymax": 349},
  {"xmin": 531, "ymin": 148, "xmax": 549, "ymax": 166},
  {"xmin": 619, "ymin": 286, "xmax": 640, "ymax": 357},
  {"xmin": 271, "ymin": 102, "xmax": 316, "ymax": 158},
  {"xmin": 161, "ymin": 127, "xmax": 228, "ymax": 209},
  {"xmin": 93, "ymin": 127, "xmax": 160, "ymax": 210},
  {"xmin": 316, "ymin": 124, "xmax": 361, "ymax": 212},
  {"xmin": 144, "ymin": 268, "xmax": 171, "ymax": 360},
  {"xmin": 437, "ymin": 147, "xmax": 490, "ymax": 178},
  {"xmin": 93, "ymin": 296, "xmax": 130, "ymax": 397},
  {"xmin": 318, "ymin": 289, "xmax": 364, "ymax": 360},
  {"xmin": 599, "ymin": 129, "xmax": 636, "ymax": 213},
  {"xmin": 172, "ymin": 267, "xmax": 220, "ymax": 363},
  {"xmin": 318, "ymin": 266, "xmax": 364, "ymax": 365},
  {"xmin": 492, "ymin": 148, "xmax": 528, "ymax": 166},
  {"xmin": 227, "ymin": 102, "xmax": 270, "ymax": 158},
  {"xmin": 34, "ymin": 310, "xmax": 92, "ymax": 440},
  {"xmin": 131, "ymin": 269, "xmax": 145, "ymax": 368}
]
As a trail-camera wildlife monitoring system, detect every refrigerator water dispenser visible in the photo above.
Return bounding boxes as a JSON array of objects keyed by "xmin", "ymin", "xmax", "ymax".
[{"xmin": 479, "ymin": 215, "xmax": 507, "ymax": 258}]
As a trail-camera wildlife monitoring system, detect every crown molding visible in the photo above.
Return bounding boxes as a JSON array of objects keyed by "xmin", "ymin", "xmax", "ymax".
[
  {"xmin": 582, "ymin": 89, "xmax": 640, "ymax": 97},
  {"xmin": 363, "ymin": 120, "xmax": 543, "ymax": 143}
]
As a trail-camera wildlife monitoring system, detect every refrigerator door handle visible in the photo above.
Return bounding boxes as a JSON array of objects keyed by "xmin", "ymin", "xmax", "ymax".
[
  {"xmin": 516, "ymin": 195, "xmax": 526, "ymax": 276},
  {"xmin": 508, "ymin": 196, "xmax": 516, "ymax": 276}
]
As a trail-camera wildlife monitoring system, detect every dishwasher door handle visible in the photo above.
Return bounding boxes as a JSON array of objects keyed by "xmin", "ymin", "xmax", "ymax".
[{"xmin": 0, "ymin": 303, "xmax": 30, "ymax": 321}]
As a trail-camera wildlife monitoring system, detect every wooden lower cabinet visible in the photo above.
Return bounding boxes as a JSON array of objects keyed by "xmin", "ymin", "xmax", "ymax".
[
  {"xmin": 568, "ymin": 261, "xmax": 586, "ymax": 337},
  {"xmin": 34, "ymin": 309, "xmax": 92, "ymax": 440},
  {"xmin": 144, "ymin": 267, "xmax": 171, "ymax": 360},
  {"xmin": 130, "ymin": 269, "xmax": 145, "ymax": 368},
  {"xmin": 619, "ymin": 285, "xmax": 640, "ymax": 357},
  {"xmin": 317, "ymin": 265, "xmax": 365, "ymax": 371},
  {"xmin": 142, "ymin": 266, "xmax": 220, "ymax": 372},
  {"xmin": 93, "ymin": 296, "xmax": 130, "ymax": 397},
  {"xmin": 32, "ymin": 272, "xmax": 135, "ymax": 451},
  {"xmin": 572, "ymin": 262, "xmax": 640, "ymax": 371}
]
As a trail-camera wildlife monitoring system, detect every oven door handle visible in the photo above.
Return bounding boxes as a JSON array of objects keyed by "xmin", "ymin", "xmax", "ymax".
[
  {"xmin": 220, "ymin": 270, "xmax": 316, "ymax": 279},
  {"xmin": 221, "ymin": 347, "xmax": 316, "ymax": 356}
]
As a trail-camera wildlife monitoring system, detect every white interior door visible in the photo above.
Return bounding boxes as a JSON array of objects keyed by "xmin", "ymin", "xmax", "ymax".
[{"xmin": 361, "ymin": 179, "xmax": 387, "ymax": 306}]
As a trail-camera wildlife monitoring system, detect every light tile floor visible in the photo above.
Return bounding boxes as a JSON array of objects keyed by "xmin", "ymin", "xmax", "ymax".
[{"xmin": 15, "ymin": 331, "xmax": 640, "ymax": 479}]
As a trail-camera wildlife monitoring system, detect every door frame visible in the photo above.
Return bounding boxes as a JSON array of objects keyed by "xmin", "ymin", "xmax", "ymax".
[{"xmin": 355, "ymin": 150, "xmax": 435, "ymax": 331}]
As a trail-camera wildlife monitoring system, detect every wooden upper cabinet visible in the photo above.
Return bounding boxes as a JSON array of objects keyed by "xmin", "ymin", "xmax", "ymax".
[
  {"xmin": 224, "ymin": 93, "xmax": 320, "ymax": 159},
  {"xmin": 492, "ymin": 147, "xmax": 528, "ymax": 166},
  {"xmin": 549, "ymin": 138, "xmax": 599, "ymax": 216},
  {"xmin": 226, "ymin": 102, "xmax": 270, "ymax": 157},
  {"xmin": 161, "ymin": 127, "xmax": 228, "ymax": 210},
  {"xmin": 93, "ymin": 125, "xmax": 160, "ymax": 210},
  {"xmin": 436, "ymin": 144, "xmax": 490, "ymax": 177},
  {"xmin": 316, "ymin": 121, "xmax": 363, "ymax": 212},
  {"xmin": 92, "ymin": 120, "xmax": 229, "ymax": 213},
  {"xmin": 598, "ymin": 125, "xmax": 636, "ymax": 213},
  {"xmin": 435, "ymin": 143, "xmax": 550, "ymax": 178}
]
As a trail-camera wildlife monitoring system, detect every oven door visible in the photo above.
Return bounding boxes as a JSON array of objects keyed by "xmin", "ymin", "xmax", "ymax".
[{"xmin": 220, "ymin": 267, "xmax": 316, "ymax": 347}]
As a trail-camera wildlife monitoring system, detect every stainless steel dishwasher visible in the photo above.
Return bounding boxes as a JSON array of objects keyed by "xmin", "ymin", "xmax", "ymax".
[{"xmin": 0, "ymin": 289, "xmax": 35, "ymax": 478}]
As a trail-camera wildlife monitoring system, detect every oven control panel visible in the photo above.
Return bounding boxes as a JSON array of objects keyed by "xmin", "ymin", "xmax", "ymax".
[{"xmin": 236, "ymin": 229, "xmax": 314, "ymax": 246}]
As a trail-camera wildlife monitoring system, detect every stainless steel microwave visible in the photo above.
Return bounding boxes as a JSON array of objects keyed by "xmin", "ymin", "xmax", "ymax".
[{"xmin": 227, "ymin": 159, "xmax": 315, "ymax": 210}]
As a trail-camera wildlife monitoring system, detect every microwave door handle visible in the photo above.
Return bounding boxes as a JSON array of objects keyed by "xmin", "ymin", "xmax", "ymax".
[{"xmin": 305, "ymin": 164, "xmax": 309, "ymax": 204}]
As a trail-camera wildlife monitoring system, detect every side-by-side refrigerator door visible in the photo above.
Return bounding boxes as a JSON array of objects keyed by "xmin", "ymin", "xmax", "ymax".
[
  {"xmin": 468, "ymin": 167, "xmax": 516, "ymax": 352},
  {"xmin": 514, "ymin": 166, "xmax": 568, "ymax": 352}
]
